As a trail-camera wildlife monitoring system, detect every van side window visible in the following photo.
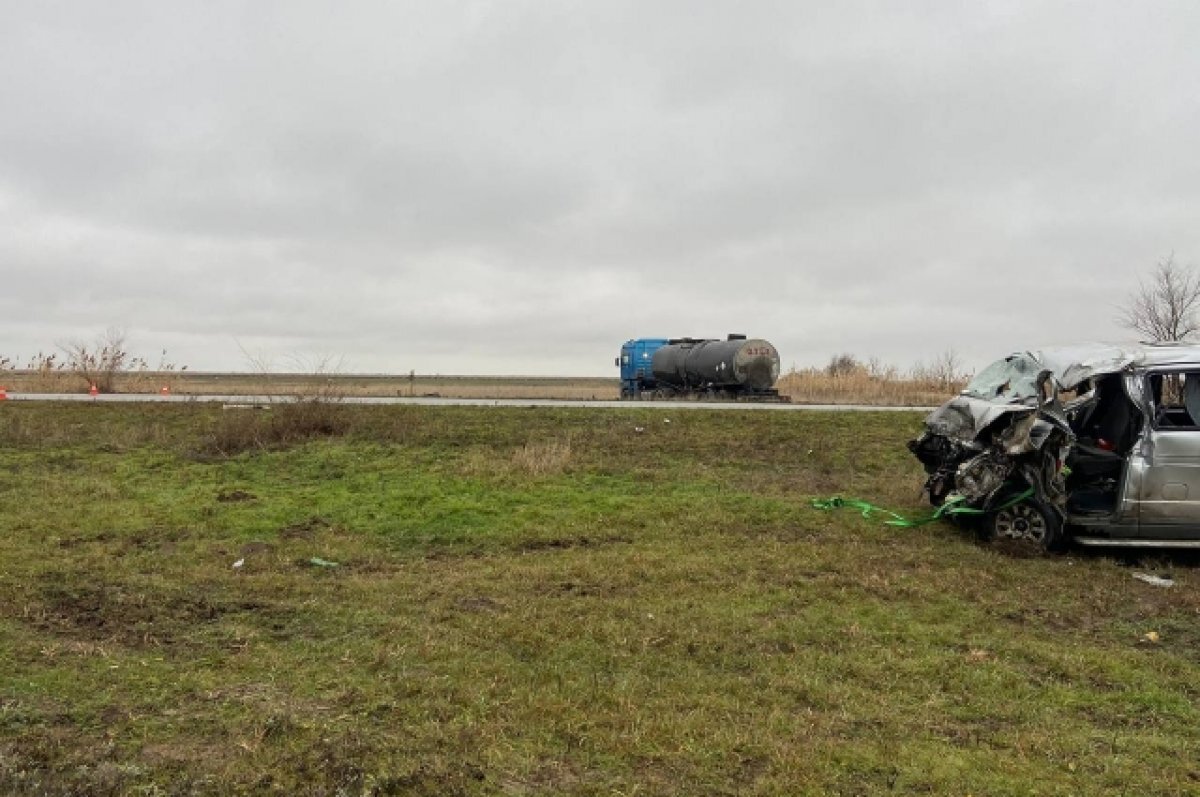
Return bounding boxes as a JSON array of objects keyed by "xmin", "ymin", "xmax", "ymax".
[{"xmin": 1149, "ymin": 372, "xmax": 1200, "ymax": 429}]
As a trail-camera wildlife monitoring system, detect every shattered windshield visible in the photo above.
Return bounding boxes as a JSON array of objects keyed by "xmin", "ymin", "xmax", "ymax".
[{"xmin": 962, "ymin": 353, "xmax": 1047, "ymax": 404}]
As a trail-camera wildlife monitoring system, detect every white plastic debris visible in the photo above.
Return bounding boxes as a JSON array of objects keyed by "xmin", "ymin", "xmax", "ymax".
[
  {"xmin": 232, "ymin": 558, "xmax": 245, "ymax": 569},
  {"xmin": 1132, "ymin": 572, "xmax": 1174, "ymax": 587}
]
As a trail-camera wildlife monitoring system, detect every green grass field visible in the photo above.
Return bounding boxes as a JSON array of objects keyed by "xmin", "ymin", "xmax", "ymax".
[{"xmin": 1, "ymin": 403, "xmax": 1197, "ymax": 795}]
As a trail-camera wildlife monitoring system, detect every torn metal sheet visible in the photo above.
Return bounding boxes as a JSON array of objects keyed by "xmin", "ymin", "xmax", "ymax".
[
  {"xmin": 910, "ymin": 344, "xmax": 1153, "ymax": 514},
  {"xmin": 911, "ymin": 341, "xmax": 1200, "ymax": 549}
]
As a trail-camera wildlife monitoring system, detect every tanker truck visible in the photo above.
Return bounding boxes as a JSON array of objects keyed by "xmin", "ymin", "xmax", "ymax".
[{"xmin": 616, "ymin": 335, "xmax": 787, "ymax": 401}]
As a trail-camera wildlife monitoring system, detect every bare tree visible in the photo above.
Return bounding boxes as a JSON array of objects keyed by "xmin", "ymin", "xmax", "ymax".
[
  {"xmin": 929, "ymin": 348, "xmax": 966, "ymax": 391},
  {"xmin": 911, "ymin": 348, "xmax": 967, "ymax": 392},
  {"xmin": 1120, "ymin": 254, "xmax": 1200, "ymax": 342},
  {"xmin": 825, "ymin": 352, "xmax": 862, "ymax": 377},
  {"xmin": 59, "ymin": 327, "xmax": 129, "ymax": 393}
]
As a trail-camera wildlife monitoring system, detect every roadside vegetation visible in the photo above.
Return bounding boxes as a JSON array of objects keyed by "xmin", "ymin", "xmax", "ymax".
[
  {"xmin": 1, "ymin": 360, "xmax": 963, "ymax": 405},
  {"xmin": 2, "ymin": 329, "xmax": 968, "ymax": 404},
  {"xmin": 1, "ymin": 328, "xmax": 183, "ymax": 395},
  {"xmin": 1, "ymin": 402, "xmax": 1197, "ymax": 795},
  {"xmin": 777, "ymin": 351, "xmax": 967, "ymax": 406}
]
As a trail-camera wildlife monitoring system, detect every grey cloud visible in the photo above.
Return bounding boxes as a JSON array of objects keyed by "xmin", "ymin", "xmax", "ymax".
[{"xmin": 3, "ymin": 2, "xmax": 1200, "ymax": 375}]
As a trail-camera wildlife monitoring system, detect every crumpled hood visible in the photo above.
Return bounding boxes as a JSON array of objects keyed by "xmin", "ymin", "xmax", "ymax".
[
  {"xmin": 925, "ymin": 345, "xmax": 1140, "ymax": 443},
  {"xmin": 911, "ymin": 341, "xmax": 1200, "ymax": 510},
  {"xmin": 924, "ymin": 396, "xmax": 1037, "ymax": 444},
  {"xmin": 909, "ymin": 345, "xmax": 1139, "ymax": 507}
]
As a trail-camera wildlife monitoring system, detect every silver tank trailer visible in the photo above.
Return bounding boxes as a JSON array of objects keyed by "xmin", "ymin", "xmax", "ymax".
[{"xmin": 651, "ymin": 335, "xmax": 781, "ymax": 392}]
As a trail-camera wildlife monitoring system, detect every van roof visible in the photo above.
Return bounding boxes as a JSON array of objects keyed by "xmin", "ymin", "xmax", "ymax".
[{"xmin": 1018, "ymin": 342, "xmax": 1200, "ymax": 389}]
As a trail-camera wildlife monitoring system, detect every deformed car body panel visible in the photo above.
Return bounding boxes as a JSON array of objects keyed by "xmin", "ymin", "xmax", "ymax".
[
  {"xmin": 910, "ymin": 353, "xmax": 1078, "ymax": 508},
  {"xmin": 911, "ymin": 342, "xmax": 1200, "ymax": 545},
  {"xmin": 1030, "ymin": 345, "xmax": 1139, "ymax": 392}
]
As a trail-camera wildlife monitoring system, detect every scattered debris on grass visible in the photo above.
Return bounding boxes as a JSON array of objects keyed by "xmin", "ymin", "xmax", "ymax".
[{"xmin": 1132, "ymin": 572, "xmax": 1174, "ymax": 587}]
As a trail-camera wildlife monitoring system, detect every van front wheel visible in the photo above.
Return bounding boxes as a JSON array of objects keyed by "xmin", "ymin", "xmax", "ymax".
[{"xmin": 987, "ymin": 499, "xmax": 1063, "ymax": 552}]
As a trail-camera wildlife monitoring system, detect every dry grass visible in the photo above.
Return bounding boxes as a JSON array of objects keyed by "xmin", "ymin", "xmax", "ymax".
[
  {"xmin": 451, "ymin": 438, "xmax": 575, "ymax": 479},
  {"xmin": 199, "ymin": 401, "xmax": 351, "ymax": 456},
  {"xmin": 1, "ymin": 368, "xmax": 76, "ymax": 394},
  {"xmin": 1, "ymin": 369, "xmax": 183, "ymax": 395},
  {"xmin": 127, "ymin": 372, "xmax": 615, "ymax": 400},
  {"xmin": 2, "ymin": 368, "xmax": 968, "ymax": 405},
  {"xmin": 778, "ymin": 368, "xmax": 965, "ymax": 407},
  {"xmin": 511, "ymin": 439, "xmax": 573, "ymax": 476}
]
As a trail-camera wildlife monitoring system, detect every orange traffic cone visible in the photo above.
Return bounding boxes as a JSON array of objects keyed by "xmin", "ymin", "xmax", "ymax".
[
  {"xmin": 0, "ymin": 386, "xmax": 7, "ymax": 401},
  {"xmin": 89, "ymin": 383, "xmax": 99, "ymax": 397}
]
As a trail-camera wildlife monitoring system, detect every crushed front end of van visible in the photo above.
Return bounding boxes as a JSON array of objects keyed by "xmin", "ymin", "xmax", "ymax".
[{"xmin": 908, "ymin": 346, "xmax": 1142, "ymax": 548}]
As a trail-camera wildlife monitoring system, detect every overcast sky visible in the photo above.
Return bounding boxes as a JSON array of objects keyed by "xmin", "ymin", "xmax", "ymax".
[{"xmin": 3, "ymin": 1, "xmax": 1199, "ymax": 376}]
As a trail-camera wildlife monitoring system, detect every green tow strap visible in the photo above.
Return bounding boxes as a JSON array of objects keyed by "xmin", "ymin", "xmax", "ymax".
[{"xmin": 810, "ymin": 488, "xmax": 1035, "ymax": 528}]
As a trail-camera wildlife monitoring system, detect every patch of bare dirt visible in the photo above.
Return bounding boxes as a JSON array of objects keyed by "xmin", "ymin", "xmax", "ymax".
[
  {"xmin": 20, "ymin": 577, "xmax": 273, "ymax": 650},
  {"xmin": 514, "ymin": 534, "xmax": 633, "ymax": 553},
  {"xmin": 279, "ymin": 516, "xmax": 347, "ymax": 540},
  {"xmin": 456, "ymin": 596, "xmax": 503, "ymax": 613}
]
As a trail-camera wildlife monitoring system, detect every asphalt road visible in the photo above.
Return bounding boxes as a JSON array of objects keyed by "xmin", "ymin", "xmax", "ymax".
[{"xmin": 2, "ymin": 393, "xmax": 932, "ymax": 412}]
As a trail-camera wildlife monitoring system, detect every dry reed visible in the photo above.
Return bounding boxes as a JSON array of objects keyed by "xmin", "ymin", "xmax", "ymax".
[
  {"xmin": 776, "ymin": 368, "xmax": 965, "ymax": 407},
  {"xmin": 2, "ymin": 366, "xmax": 967, "ymax": 405}
]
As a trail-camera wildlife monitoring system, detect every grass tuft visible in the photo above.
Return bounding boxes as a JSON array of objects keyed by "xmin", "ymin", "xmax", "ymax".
[
  {"xmin": 200, "ymin": 400, "xmax": 351, "ymax": 456},
  {"xmin": 511, "ymin": 438, "xmax": 573, "ymax": 476}
]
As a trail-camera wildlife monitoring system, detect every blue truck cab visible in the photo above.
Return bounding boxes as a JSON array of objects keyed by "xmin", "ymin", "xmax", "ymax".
[{"xmin": 616, "ymin": 338, "xmax": 668, "ymax": 398}]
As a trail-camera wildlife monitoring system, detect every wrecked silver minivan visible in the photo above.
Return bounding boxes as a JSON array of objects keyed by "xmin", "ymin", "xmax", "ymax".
[{"xmin": 910, "ymin": 343, "xmax": 1200, "ymax": 549}]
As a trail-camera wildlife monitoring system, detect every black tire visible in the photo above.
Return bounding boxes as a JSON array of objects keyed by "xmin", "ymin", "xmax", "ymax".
[{"xmin": 986, "ymin": 499, "xmax": 1064, "ymax": 552}]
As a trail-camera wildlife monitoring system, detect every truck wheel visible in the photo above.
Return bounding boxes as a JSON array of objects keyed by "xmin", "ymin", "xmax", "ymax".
[{"xmin": 987, "ymin": 499, "xmax": 1063, "ymax": 552}]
